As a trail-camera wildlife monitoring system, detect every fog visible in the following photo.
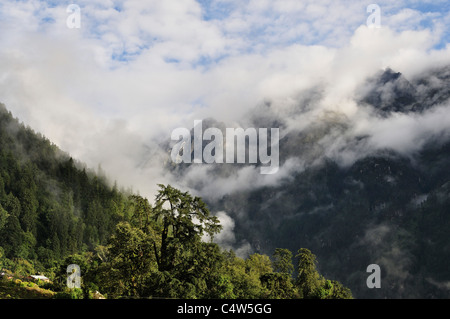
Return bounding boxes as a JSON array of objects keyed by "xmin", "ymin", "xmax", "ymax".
[{"xmin": 0, "ymin": 0, "xmax": 450, "ymax": 258}]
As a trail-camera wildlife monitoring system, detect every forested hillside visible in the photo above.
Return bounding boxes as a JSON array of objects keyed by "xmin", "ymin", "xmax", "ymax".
[
  {"xmin": 0, "ymin": 103, "xmax": 351, "ymax": 299},
  {"xmin": 0, "ymin": 103, "xmax": 129, "ymax": 269}
]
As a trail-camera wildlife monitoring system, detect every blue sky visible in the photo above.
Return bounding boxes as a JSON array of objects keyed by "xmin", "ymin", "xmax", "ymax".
[
  {"xmin": 130, "ymin": 0, "xmax": 449, "ymax": 63},
  {"xmin": 2, "ymin": 0, "xmax": 448, "ymax": 65}
]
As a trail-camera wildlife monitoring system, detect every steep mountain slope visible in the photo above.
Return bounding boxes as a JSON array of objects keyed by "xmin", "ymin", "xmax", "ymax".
[
  {"xmin": 2, "ymin": 65, "xmax": 449, "ymax": 299},
  {"xmin": 208, "ymin": 145, "xmax": 450, "ymax": 298},
  {"xmin": 0, "ymin": 104, "xmax": 129, "ymax": 271},
  {"xmin": 166, "ymin": 66, "xmax": 450, "ymax": 298},
  {"xmin": 0, "ymin": 105, "xmax": 353, "ymax": 300}
]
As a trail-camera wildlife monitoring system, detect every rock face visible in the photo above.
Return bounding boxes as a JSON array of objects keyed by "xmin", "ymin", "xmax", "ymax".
[{"xmin": 165, "ymin": 66, "xmax": 450, "ymax": 298}]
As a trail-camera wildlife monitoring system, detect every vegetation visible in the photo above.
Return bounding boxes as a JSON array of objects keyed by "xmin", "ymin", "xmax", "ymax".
[
  {"xmin": 0, "ymin": 104, "xmax": 351, "ymax": 299},
  {"xmin": 1, "ymin": 185, "xmax": 352, "ymax": 299},
  {"xmin": 0, "ymin": 277, "xmax": 55, "ymax": 299}
]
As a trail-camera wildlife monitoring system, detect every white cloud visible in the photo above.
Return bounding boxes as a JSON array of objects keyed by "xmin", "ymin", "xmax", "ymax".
[
  {"xmin": 0, "ymin": 0, "xmax": 449, "ymax": 203},
  {"xmin": 212, "ymin": 211, "xmax": 252, "ymax": 257}
]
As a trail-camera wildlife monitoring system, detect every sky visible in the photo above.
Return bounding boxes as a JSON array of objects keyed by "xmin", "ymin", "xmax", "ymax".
[{"xmin": 0, "ymin": 0, "xmax": 450, "ymax": 206}]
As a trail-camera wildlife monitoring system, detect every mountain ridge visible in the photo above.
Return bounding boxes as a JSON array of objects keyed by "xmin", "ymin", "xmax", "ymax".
[
  {"xmin": 162, "ymin": 66, "xmax": 450, "ymax": 298},
  {"xmin": 1, "ymin": 64, "xmax": 450, "ymax": 298}
]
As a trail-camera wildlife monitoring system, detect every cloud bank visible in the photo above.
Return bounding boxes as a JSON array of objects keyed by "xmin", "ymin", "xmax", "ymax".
[{"xmin": 0, "ymin": 0, "xmax": 450, "ymax": 252}]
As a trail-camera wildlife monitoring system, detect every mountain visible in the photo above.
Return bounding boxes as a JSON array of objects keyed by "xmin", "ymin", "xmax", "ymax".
[
  {"xmin": 2, "ymin": 65, "xmax": 450, "ymax": 299},
  {"xmin": 359, "ymin": 67, "xmax": 450, "ymax": 115},
  {"xmin": 0, "ymin": 105, "xmax": 352, "ymax": 300},
  {"xmin": 165, "ymin": 66, "xmax": 450, "ymax": 298},
  {"xmin": 0, "ymin": 103, "xmax": 130, "ymax": 271}
]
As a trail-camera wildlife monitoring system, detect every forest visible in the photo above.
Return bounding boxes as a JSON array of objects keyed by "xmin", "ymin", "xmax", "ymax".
[{"xmin": 0, "ymin": 104, "xmax": 352, "ymax": 299}]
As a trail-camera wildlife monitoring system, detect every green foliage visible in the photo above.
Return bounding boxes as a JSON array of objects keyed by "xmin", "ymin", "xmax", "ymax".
[
  {"xmin": 93, "ymin": 186, "xmax": 226, "ymax": 299},
  {"xmin": 260, "ymin": 273, "xmax": 299, "ymax": 299},
  {"xmin": 100, "ymin": 221, "xmax": 157, "ymax": 297},
  {"xmin": 0, "ymin": 276, "xmax": 55, "ymax": 299},
  {"xmin": 9, "ymin": 258, "xmax": 35, "ymax": 277},
  {"xmin": 0, "ymin": 104, "xmax": 131, "ymax": 268},
  {"xmin": 152, "ymin": 184, "xmax": 222, "ymax": 272},
  {"xmin": 293, "ymin": 248, "xmax": 352, "ymax": 299},
  {"xmin": 295, "ymin": 248, "xmax": 323, "ymax": 298},
  {"xmin": 0, "ymin": 104, "xmax": 353, "ymax": 299},
  {"xmin": 326, "ymin": 280, "xmax": 353, "ymax": 299},
  {"xmin": 272, "ymin": 248, "xmax": 294, "ymax": 275},
  {"xmin": 90, "ymin": 185, "xmax": 351, "ymax": 299},
  {"xmin": 0, "ymin": 203, "xmax": 8, "ymax": 232},
  {"xmin": 54, "ymin": 288, "xmax": 84, "ymax": 299}
]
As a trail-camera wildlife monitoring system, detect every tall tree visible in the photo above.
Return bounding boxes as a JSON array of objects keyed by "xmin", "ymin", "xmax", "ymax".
[
  {"xmin": 95, "ymin": 186, "xmax": 224, "ymax": 298},
  {"xmin": 295, "ymin": 248, "xmax": 323, "ymax": 298},
  {"xmin": 260, "ymin": 272, "xmax": 298, "ymax": 299},
  {"xmin": 272, "ymin": 248, "xmax": 294, "ymax": 276},
  {"xmin": 152, "ymin": 184, "xmax": 222, "ymax": 272},
  {"xmin": 105, "ymin": 222, "xmax": 157, "ymax": 297}
]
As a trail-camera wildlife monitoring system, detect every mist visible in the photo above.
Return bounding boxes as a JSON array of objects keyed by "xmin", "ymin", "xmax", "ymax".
[{"xmin": 1, "ymin": 1, "xmax": 450, "ymax": 269}]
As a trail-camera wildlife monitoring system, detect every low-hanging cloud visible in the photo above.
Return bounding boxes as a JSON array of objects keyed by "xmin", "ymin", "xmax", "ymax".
[
  {"xmin": 0, "ymin": 1, "xmax": 450, "ymax": 259},
  {"xmin": 212, "ymin": 211, "xmax": 252, "ymax": 258}
]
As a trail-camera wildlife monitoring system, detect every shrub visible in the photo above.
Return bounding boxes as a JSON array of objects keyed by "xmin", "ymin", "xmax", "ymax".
[{"xmin": 54, "ymin": 288, "xmax": 84, "ymax": 299}]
